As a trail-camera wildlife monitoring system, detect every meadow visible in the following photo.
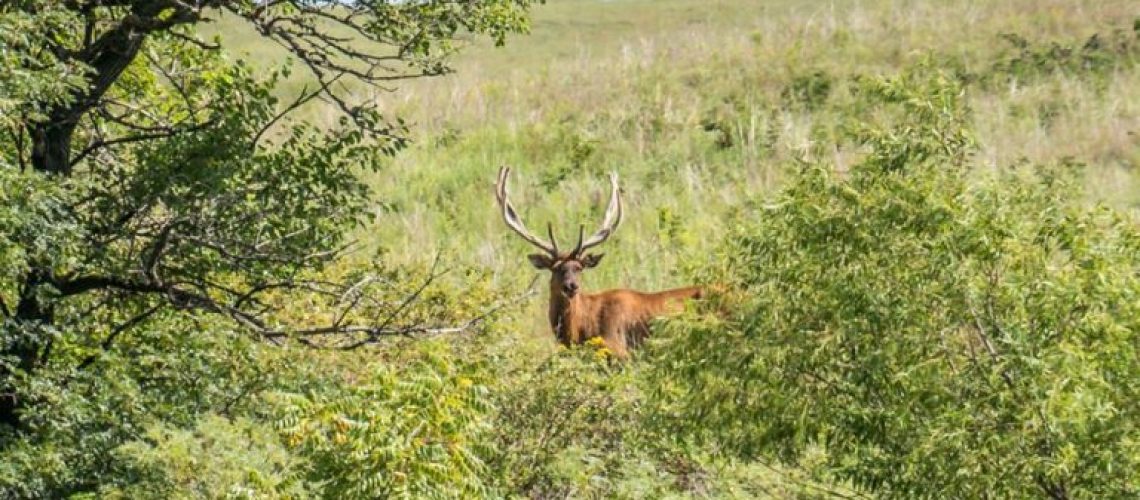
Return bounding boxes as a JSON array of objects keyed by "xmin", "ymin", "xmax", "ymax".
[
  {"xmin": 222, "ymin": 2, "xmax": 1140, "ymax": 493},
  {"xmin": 210, "ymin": 0, "xmax": 1140, "ymax": 343},
  {"xmin": 2, "ymin": 0, "xmax": 1138, "ymax": 497},
  {"xmin": 269, "ymin": 1, "xmax": 1140, "ymax": 494}
]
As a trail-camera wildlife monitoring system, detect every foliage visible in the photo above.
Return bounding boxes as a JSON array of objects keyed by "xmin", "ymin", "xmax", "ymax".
[
  {"xmin": 984, "ymin": 26, "xmax": 1140, "ymax": 87},
  {"xmin": 0, "ymin": 168, "xmax": 80, "ymax": 304},
  {"xmin": 654, "ymin": 67, "xmax": 1140, "ymax": 498},
  {"xmin": 97, "ymin": 415, "xmax": 307, "ymax": 499},
  {"xmin": 0, "ymin": 0, "xmax": 540, "ymax": 402},
  {"xmin": 484, "ymin": 339, "xmax": 841, "ymax": 499},
  {"xmin": 488, "ymin": 340, "xmax": 654, "ymax": 497},
  {"xmin": 0, "ymin": 313, "xmax": 280, "ymax": 497},
  {"xmin": 1, "ymin": 0, "xmax": 537, "ymax": 496},
  {"xmin": 782, "ymin": 70, "xmax": 834, "ymax": 111},
  {"xmin": 0, "ymin": 7, "xmax": 85, "ymax": 131},
  {"xmin": 273, "ymin": 342, "xmax": 497, "ymax": 499}
]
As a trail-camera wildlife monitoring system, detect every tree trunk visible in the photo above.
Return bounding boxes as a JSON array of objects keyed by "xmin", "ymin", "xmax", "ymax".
[{"xmin": 29, "ymin": 120, "xmax": 78, "ymax": 175}]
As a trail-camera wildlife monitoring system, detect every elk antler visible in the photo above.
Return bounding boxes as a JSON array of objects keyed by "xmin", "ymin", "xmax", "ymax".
[
  {"xmin": 496, "ymin": 166, "xmax": 558, "ymax": 256},
  {"xmin": 571, "ymin": 171, "xmax": 623, "ymax": 257}
]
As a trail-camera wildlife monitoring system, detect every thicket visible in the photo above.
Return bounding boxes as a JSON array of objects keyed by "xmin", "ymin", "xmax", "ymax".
[{"xmin": 654, "ymin": 67, "xmax": 1140, "ymax": 498}]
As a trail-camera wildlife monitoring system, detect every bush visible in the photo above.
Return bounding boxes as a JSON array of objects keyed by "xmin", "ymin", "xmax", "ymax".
[
  {"xmin": 486, "ymin": 339, "xmax": 841, "ymax": 498},
  {"xmin": 272, "ymin": 341, "xmax": 497, "ymax": 499},
  {"xmin": 96, "ymin": 415, "xmax": 306, "ymax": 499},
  {"xmin": 653, "ymin": 68, "xmax": 1140, "ymax": 498},
  {"xmin": 487, "ymin": 341, "xmax": 658, "ymax": 498},
  {"xmin": 0, "ymin": 313, "xmax": 278, "ymax": 497}
]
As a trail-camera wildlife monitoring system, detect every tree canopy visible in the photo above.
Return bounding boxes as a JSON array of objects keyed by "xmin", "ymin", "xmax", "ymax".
[{"xmin": 1, "ymin": 0, "xmax": 536, "ymax": 430}]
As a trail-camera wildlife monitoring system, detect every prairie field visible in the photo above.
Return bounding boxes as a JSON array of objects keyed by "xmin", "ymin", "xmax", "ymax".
[
  {"xmin": 3, "ymin": 0, "xmax": 1139, "ymax": 497},
  {"xmin": 211, "ymin": 0, "xmax": 1140, "ymax": 343}
]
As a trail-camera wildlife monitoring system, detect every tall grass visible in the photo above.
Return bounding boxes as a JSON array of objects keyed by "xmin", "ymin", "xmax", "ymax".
[{"xmin": 202, "ymin": 0, "xmax": 1140, "ymax": 345}]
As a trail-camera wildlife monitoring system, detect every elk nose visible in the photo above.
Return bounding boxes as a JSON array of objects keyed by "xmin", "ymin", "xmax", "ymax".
[{"xmin": 563, "ymin": 282, "xmax": 579, "ymax": 295}]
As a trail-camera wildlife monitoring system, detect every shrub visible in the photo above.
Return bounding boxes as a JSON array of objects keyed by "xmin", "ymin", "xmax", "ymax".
[
  {"xmin": 485, "ymin": 339, "xmax": 840, "ymax": 498},
  {"xmin": 0, "ymin": 315, "xmax": 278, "ymax": 498},
  {"xmin": 272, "ymin": 342, "xmax": 496, "ymax": 499},
  {"xmin": 96, "ymin": 415, "xmax": 306, "ymax": 499},
  {"xmin": 653, "ymin": 68, "xmax": 1140, "ymax": 498},
  {"xmin": 782, "ymin": 70, "xmax": 834, "ymax": 111},
  {"xmin": 487, "ymin": 342, "xmax": 654, "ymax": 498}
]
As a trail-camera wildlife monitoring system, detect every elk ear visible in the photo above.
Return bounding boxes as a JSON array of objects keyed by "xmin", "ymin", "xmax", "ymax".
[
  {"xmin": 527, "ymin": 254, "xmax": 554, "ymax": 269},
  {"xmin": 581, "ymin": 253, "xmax": 604, "ymax": 268}
]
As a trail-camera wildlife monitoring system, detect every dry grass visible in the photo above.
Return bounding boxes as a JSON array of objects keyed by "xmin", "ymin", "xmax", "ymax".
[{"xmin": 202, "ymin": 0, "xmax": 1140, "ymax": 343}]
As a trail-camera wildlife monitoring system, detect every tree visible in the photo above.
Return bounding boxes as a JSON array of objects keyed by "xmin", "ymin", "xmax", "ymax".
[{"xmin": 0, "ymin": 0, "xmax": 536, "ymax": 431}]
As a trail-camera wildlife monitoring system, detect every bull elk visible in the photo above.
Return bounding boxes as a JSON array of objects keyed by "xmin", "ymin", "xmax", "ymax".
[{"xmin": 494, "ymin": 166, "xmax": 702, "ymax": 359}]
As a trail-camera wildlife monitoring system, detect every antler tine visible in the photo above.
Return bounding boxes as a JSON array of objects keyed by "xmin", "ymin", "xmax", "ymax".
[
  {"xmin": 495, "ymin": 166, "xmax": 558, "ymax": 256},
  {"xmin": 546, "ymin": 222, "xmax": 560, "ymax": 255},
  {"xmin": 572, "ymin": 171, "xmax": 623, "ymax": 256}
]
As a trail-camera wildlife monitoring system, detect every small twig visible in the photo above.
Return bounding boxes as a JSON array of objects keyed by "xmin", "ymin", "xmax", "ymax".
[
  {"xmin": 969, "ymin": 304, "xmax": 1015, "ymax": 389},
  {"xmin": 373, "ymin": 252, "xmax": 447, "ymax": 334},
  {"xmin": 330, "ymin": 275, "xmax": 377, "ymax": 328},
  {"xmin": 144, "ymin": 220, "xmax": 179, "ymax": 283},
  {"xmin": 9, "ymin": 123, "xmax": 28, "ymax": 172},
  {"xmin": 167, "ymin": 29, "xmax": 221, "ymax": 51},
  {"xmin": 76, "ymin": 304, "xmax": 162, "ymax": 370},
  {"xmin": 250, "ymin": 77, "xmax": 335, "ymax": 150},
  {"xmin": 220, "ymin": 372, "xmax": 264, "ymax": 419},
  {"xmin": 331, "ymin": 272, "xmax": 541, "ymax": 350}
]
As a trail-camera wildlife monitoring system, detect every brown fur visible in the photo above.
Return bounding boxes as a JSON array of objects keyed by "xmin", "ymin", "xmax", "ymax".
[{"xmin": 539, "ymin": 256, "xmax": 702, "ymax": 359}]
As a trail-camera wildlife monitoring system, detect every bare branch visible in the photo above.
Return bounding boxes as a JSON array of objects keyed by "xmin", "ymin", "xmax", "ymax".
[
  {"xmin": 250, "ymin": 78, "xmax": 335, "ymax": 150},
  {"xmin": 376, "ymin": 252, "xmax": 447, "ymax": 332},
  {"xmin": 332, "ymin": 271, "xmax": 541, "ymax": 350},
  {"xmin": 167, "ymin": 29, "xmax": 221, "ymax": 51},
  {"xmin": 48, "ymin": 251, "xmax": 504, "ymax": 352}
]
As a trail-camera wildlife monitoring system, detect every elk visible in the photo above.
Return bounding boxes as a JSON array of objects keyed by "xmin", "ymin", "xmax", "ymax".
[{"xmin": 495, "ymin": 166, "xmax": 702, "ymax": 359}]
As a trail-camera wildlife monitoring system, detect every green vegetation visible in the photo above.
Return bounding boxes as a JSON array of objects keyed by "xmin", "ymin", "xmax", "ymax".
[
  {"xmin": 3, "ymin": 0, "xmax": 1139, "ymax": 498},
  {"xmin": 654, "ymin": 68, "xmax": 1140, "ymax": 498}
]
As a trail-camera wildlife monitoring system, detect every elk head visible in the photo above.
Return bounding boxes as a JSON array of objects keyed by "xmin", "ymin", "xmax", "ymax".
[{"xmin": 494, "ymin": 166, "xmax": 623, "ymax": 299}]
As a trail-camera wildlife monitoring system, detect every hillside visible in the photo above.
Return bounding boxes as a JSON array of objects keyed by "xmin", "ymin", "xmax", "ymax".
[
  {"xmin": 207, "ymin": 0, "xmax": 1140, "ymax": 340},
  {"xmin": 2, "ymin": 0, "xmax": 1137, "ymax": 497}
]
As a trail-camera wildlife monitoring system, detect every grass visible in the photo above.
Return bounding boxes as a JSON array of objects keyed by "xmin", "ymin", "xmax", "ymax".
[
  {"xmin": 201, "ymin": 0, "xmax": 1140, "ymax": 347},
  {"xmin": 179, "ymin": 2, "xmax": 1140, "ymax": 494}
]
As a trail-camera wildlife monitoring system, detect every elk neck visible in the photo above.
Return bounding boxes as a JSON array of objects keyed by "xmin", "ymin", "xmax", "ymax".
[{"xmin": 547, "ymin": 280, "xmax": 590, "ymax": 345}]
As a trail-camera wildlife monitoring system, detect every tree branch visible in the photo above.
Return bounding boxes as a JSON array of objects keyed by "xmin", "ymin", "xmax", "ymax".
[
  {"xmin": 76, "ymin": 303, "xmax": 162, "ymax": 370},
  {"xmin": 331, "ymin": 272, "xmax": 541, "ymax": 350},
  {"xmin": 219, "ymin": 371, "xmax": 265, "ymax": 419},
  {"xmin": 70, "ymin": 120, "xmax": 215, "ymax": 167},
  {"xmin": 5, "ymin": 123, "xmax": 28, "ymax": 172},
  {"xmin": 55, "ymin": 275, "xmax": 164, "ymax": 297},
  {"xmin": 250, "ymin": 79, "xmax": 334, "ymax": 150}
]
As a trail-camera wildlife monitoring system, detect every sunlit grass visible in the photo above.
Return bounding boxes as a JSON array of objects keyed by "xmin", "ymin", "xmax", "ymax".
[{"xmin": 200, "ymin": 0, "xmax": 1140, "ymax": 345}]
